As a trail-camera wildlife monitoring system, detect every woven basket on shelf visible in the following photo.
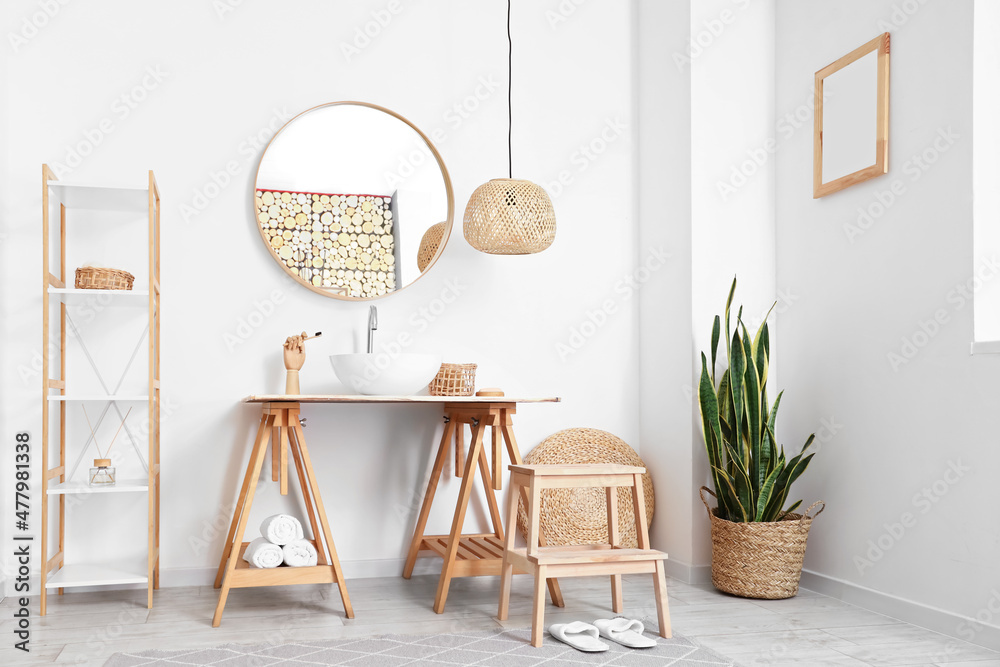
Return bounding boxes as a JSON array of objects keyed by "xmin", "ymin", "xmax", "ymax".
[
  {"xmin": 517, "ymin": 428, "xmax": 654, "ymax": 549},
  {"xmin": 700, "ymin": 487, "xmax": 824, "ymax": 599},
  {"xmin": 75, "ymin": 267, "xmax": 134, "ymax": 290},
  {"xmin": 463, "ymin": 179, "xmax": 556, "ymax": 255},
  {"xmin": 428, "ymin": 363, "xmax": 476, "ymax": 396}
]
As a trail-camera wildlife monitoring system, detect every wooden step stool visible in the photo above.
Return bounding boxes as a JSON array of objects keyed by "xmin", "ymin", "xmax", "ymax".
[{"xmin": 497, "ymin": 464, "xmax": 672, "ymax": 648}]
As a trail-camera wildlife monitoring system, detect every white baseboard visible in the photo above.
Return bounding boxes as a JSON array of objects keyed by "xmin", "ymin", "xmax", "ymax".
[
  {"xmin": 800, "ymin": 570, "xmax": 1000, "ymax": 652},
  {"xmin": 663, "ymin": 559, "xmax": 712, "ymax": 585}
]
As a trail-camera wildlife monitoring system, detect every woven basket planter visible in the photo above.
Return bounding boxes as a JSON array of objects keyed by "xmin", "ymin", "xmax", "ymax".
[
  {"xmin": 518, "ymin": 428, "xmax": 654, "ymax": 549},
  {"xmin": 428, "ymin": 363, "xmax": 476, "ymax": 396},
  {"xmin": 75, "ymin": 267, "xmax": 135, "ymax": 290},
  {"xmin": 700, "ymin": 487, "xmax": 824, "ymax": 599}
]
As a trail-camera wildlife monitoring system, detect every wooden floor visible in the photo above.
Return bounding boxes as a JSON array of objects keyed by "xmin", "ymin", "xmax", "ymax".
[{"xmin": 2, "ymin": 574, "xmax": 998, "ymax": 666}]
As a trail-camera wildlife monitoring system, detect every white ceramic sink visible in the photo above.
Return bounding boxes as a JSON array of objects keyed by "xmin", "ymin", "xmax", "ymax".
[{"xmin": 329, "ymin": 352, "xmax": 442, "ymax": 396}]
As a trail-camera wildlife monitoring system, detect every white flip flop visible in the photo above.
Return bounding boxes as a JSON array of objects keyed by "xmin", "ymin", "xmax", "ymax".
[
  {"xmin": 593, "ymin": 617, "xmax": 657, "ymax": 648},
  {"xmin": 547, "ymin": 621, "xmax": 609, "ymax": 652}
]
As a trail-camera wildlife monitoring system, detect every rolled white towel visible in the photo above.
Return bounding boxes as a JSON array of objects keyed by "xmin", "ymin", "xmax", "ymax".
[
  {"xmin": 260, "ymin": 514, "xmax": 303, "ymax": 546},
  {"xmin": 282, "ymin": 539, "xmax": 318, "ymax": 567},
  {"xmin": 243, "ymin": 537, "xmax": 283, "ymax": 569}
]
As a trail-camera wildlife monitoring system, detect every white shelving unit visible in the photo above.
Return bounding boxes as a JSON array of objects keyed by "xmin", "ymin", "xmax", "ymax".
[
  {"xmin": 46, "ymin": 395, "xmax": 150, "ymax": 402},
  {"xmin": 45, "ymin": 564, "xmax": 149, "ymax": 589},
  {"xmin": 46, "ymin": 479, "xmax": 151, "ymax": 495},
  {"xmin": 40, "ymin": 164, "xmax": 161, "ymax": 613},
  {"xmin": 49, "ymin": 287, "xmax": 151, "ymax": 307}
]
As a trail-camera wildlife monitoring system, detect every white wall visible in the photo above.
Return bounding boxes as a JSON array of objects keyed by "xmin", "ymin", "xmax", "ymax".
[
  {"xmin": 0, "ymin": 0, "xmax": 639, "ymax": 590},
  {"xmin": 636, "ymin": 0, "xmax": 776, "ymax": 576},
  {"xmin": 690, "ymin": 0, "xmax": 776, "ymax": 566},
  {"xmin": 973, "ymin": 0, "xmax": 1000, "ymax": 342},
  {"xmin": 777, "ymin": 0, "xmax": 999, "ymax": 646},
  {"xmin": 636, "ymin": 0, "xmax": 696, "ymax": 572}
]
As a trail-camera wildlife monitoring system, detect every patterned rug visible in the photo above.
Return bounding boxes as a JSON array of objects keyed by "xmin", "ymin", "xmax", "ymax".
[{"xmin": 105, "ymin": 627, "xmax": 741, "ymax": 666}]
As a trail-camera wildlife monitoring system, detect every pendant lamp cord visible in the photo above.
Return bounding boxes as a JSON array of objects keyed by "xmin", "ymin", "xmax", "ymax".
[{"xmin": 507, "ymin": 0, "xmax": 513, "ymax": 179}]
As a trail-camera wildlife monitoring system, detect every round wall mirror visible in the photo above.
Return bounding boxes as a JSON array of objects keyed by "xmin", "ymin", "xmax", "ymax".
[{"xmin": 254, "ymin": 102, "xmax": 454, "ymax": 300}]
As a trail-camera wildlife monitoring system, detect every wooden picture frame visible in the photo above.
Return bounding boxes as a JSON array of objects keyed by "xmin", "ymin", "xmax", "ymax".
[{"xmin": 813, "ymin": 32, "xmax": 890, "ymax": 198}]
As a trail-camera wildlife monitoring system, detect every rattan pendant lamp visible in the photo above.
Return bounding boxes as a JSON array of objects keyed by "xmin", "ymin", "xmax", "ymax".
[{"xmin": 463, "ymin": 0, "xmax": 556, "ymax": 255}]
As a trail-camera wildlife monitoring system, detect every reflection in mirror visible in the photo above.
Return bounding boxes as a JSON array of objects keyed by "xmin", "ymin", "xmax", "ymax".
[
  {"xmin": 255, "ymin": 102, "xmax": 453, "ymax": 300},
  {"xmin": 813, "ymin": 33, "xmax": 890, "ymax": 198}
]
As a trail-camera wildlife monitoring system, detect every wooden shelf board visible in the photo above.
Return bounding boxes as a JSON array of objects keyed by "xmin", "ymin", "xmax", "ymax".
[
  {"xmin": 45, "ymin": 563, "xmax": 148, "ymax": 588},
  {"xmin": 415, "ymin": 534, "xmax": 519, "ymax": 577},
  {"xmin": 48, "ymin": 181, "xmax": 150, "ymax": 212},
  {"xmin": 47, "ymin": 479, "xmax": 149, "ymax": 495},
  {"xmin": 48, "ymin": 288, "xmax": 150, "ymax": 307},
  {"xmin": 47, "ymin": 395, "xmax": 149, "ymax": 402}
]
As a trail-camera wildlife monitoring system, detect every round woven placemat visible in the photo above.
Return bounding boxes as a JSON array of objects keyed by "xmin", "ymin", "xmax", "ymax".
[{"xmin": 517, "ymin": 428, "xmax": 654, "ymax": 548}]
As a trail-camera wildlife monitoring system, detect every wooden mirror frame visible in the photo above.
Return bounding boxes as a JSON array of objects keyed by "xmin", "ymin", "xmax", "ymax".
[
  {"xmin": 813, "ymin": 33, "xmax": 890, "ymax": 199},
  {"xmin": 253, "ymin": 101, "xmax": 455, "ymax": 300}
]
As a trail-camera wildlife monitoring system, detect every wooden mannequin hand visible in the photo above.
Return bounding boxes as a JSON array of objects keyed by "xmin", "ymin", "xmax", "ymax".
[{"xmin": 283, "ymin": 331, "xmax": 308, "ymax": 371}]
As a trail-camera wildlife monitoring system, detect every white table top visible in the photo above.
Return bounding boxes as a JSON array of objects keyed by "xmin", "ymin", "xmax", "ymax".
[{"xmin": 245, "ymin": 394, "xmax": 560, "ymax": 404}]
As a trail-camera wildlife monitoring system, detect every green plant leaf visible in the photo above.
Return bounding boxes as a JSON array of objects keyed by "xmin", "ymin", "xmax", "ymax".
[
  {"xmin": 711, "ymin": 315, "xmax": 720, "ymax": 385},
  {"xmin": 787, "ymin": 452, "xmax": 815, "ymax": 488},
  {"xmin": 698, "ymin": 353, "xmax": 730, "ymax": 518},
  {"xmin": 767, "ymin": 391, "xmax": 783, "ymax": 438},
  {"xmin": 724, "ymin": 277, "xmax": 736, "ymax": 360},
  {"xmin": 776, "ymin": 499, "xmax": 803, "ymax": 521},
  {"xmin": 761, "ymin": 425, "xmax": 775, "ymax": 478},
  {"xmin": 724, "ymin": 441, "xmax": 753, "ymax": 518},
  {"xmin": 712, "ymin": 466, "xmax": 747, "ymax": 522},
  {"xmin": 754, "ymin": 320, "xmax": 770, "ymax": 390},
  {"xmin": 755, "ymin": 465, "xmax": 783, "ymax": 521},
  {"xmin": 740, "ymin": 322, "xmax": 762, "ymax": 492},
  {"xmin": 728, "ymin": 327, "xmax": 746, "ymax": 464}
]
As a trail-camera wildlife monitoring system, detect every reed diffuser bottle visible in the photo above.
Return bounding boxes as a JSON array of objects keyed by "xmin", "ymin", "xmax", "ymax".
[
  {"xmin": 82, "ymin": 405, "xmax": 130, "ymax": 488},
  {"xmin": 89, "ymin": 458, "xmax": 116, "ymax": 487}
]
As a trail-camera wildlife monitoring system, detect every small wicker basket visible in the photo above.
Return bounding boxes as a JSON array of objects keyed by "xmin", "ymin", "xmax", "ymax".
[
  {"xmin": 428, "ymin": 363, "xmax": 476, "ymax": 396},
  {"xmin": 75, "ymin": 267, "xmax": 134, "ymax": 291}
]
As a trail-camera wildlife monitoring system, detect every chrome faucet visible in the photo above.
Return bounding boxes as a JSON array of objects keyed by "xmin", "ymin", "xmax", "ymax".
[{"xmin": 367, "ymin": 305, "xmax": 378, "ymax": 353}]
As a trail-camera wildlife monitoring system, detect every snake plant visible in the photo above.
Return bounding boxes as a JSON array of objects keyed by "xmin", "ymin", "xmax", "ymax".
[{"xmin": 698, "ymin": 278, "xmax": 815, "ymax": 523}]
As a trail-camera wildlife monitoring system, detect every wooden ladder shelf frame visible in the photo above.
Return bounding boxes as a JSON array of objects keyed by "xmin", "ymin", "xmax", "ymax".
[{"xmin": 39, "ymin": 165, "xmax": 162, "ymax": 614}]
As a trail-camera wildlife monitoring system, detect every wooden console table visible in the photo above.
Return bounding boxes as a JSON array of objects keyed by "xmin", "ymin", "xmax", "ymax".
[{"xmin": 213, "ymin": 394, "xmax": 562, "ymax": 624}]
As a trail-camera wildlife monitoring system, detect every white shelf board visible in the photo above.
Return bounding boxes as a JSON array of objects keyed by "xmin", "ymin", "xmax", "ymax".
[
  {"xmin": 48, "ymin": 288, "xmax": 150, "ymax": 307},
  {"xmin": 47, "ymin": 395, "xmax": 149, "ymax": 402},
  {"xmin": 46, "ymin": 563, "xmax": 148, "ymax": 589},
  {"xmin": 48, "ymin": 181, "xmax": 150, "ymax": 212},
  {"xmin": 47, "ymin": 479, "xmax": 149, "ymax": 495}
]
